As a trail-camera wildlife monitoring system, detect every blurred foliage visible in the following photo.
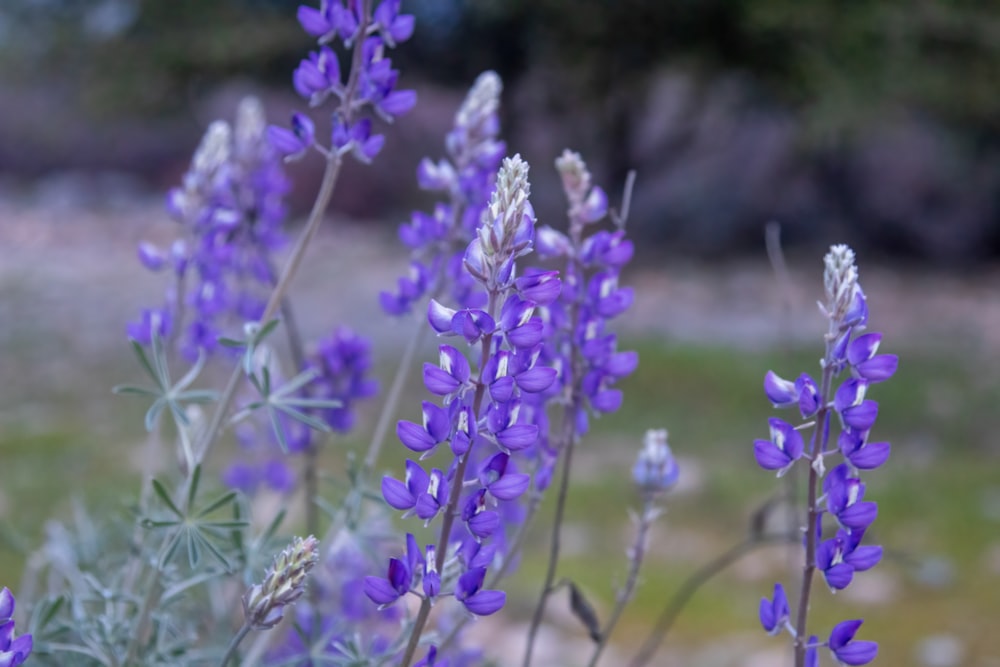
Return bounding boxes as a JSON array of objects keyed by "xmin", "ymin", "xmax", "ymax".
[{"xmin": 2, "ymin": 0, "xmax": 998, "ymax": 131}]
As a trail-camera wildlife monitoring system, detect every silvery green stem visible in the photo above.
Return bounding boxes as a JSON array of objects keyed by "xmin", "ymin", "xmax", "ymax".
[
  {"xmin": 219, "ymin": 623, "xmax": 253, "ymax": 667},
  {"xmin": 586, "ymin": 497, "xmax": 657, "ymax": 667}
]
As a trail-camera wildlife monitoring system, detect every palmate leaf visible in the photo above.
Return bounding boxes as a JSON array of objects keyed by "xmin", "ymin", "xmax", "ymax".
[
  {"xmin": 144, "ymin": 466, "xmax": 247, "ymax": 572},
  {"xmin": 114, "ymin": 329, "xmax": 218, "ymax": 433}
]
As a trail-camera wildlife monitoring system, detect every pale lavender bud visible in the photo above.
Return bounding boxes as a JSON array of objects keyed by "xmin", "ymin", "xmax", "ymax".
[
  {"xmin": 632, "ymin": 428, "xmax": 679, "ymax": 493},
  {"xmin": 242, "ymin": 535, "xmax": 319, "ymax": 630}
]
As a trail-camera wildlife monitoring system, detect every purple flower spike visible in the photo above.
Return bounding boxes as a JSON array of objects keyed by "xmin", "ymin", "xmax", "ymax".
[
  {"xmin": 456, "ymin": 567, "xmax": 506, "ymax": 616},
  {"xmin": 753, "ymin": 418, "xmax": 804, "ymax": 476},
  {"xmin": 758, "ymin": 582, "xmax": 789, "ymax": 635},
  {"xmin": 829, "ymin": 620, "xmax": 878, "ymax": 666}
]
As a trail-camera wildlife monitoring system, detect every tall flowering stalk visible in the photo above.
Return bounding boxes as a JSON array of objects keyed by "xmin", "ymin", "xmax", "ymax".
[
  {"xmin": 755, "ymin": 244, "xmax": 897, "ymax": 666},
  {"xmin": 522, "ymin": 150, "xmax": 636, "ymax": 666},
  {"xmin": 368, "ymin": 155, "xmax": 559, "ymax": 667}
]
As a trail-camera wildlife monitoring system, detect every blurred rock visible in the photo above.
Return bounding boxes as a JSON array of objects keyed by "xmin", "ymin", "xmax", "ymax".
[{"xmin": 916, "ymin": 634, "xmax": 966, "ymax": 667}]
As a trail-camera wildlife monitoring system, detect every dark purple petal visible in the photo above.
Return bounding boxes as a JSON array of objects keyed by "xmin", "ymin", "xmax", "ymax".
[
  {"xmin": 829, "ymin": 619, "xmax": 863, "ymax": 650},
  {"xmin": 489, "ymin": 376, "xmax": 516, "ymax": 403},
  {"xmin": 462, "ymin": 589, "xmax": 506, "ymax": 616},
  {"xmin": 839, "ymin": 501, "xmax": 878, "ymax": 531},
  {"xmin": 397, "ymin": 420, "xmax": 436, "ymax": 452},
  {"xmin": 824, "ymin": 562, "xmax": 855, "ymax": 590},
  {"xmin": 754, "ymin": 439, "xmax": 792, "ymax": 471},
  {"xmin": 381, "ymin": 89, "xmax": 417, "ymax": 117},
  {"xmin": 298, "ymin": 5, "xmax": 332, "ymax": 36},
  {"xmin": 414, "ymin": 493, "xmax": 442, "ymax": 521},
  {"xmin": 835, "ymin": 641, "xmax": 878, "ymax": 666},
  {"xmin": 848, "ymin": 441, "xmax": 891, "ymax": 469},
  {"xmin": 363, "ymin": 576, "xmax": 401, "ymax": 606},
  {"xmin": 515, "ymin": 270, "xmax": 561, "ymax": 305},
  {"xmin": 764, "ymin": 370, "xmax": 798, "ymax": 407},
  {"xmin": 842, "ymin": 400, "xmax": 879, "ymax": 431},
  {"xmin": 489, "ymin": 473, "xmax": 530, "ymax": 501},
  {"xmin": 847, "ymin": 332, "xmax": 882, "ymax": 365},
  {"xmin": 496, "ymin": 424, "xmax": 538, "ymax": 451},
  {"xmin": 423, "ymin": 363, "xmax": 459, "ymax": 396},
  {"xmin": 591, "ymin": 388, "xmax": 623, "ymax": 413},
  {"xmin": 382, "ymin": 476, "xmax": 416, "ymax": 510},
  {"xmin": 427, "ymin": 299, "xmax": 456, "ymax": 334},
  {"xmin": 856, "ymin": 354, "xmax": 898, "ymax": 383},
  {"xmin": 516, "ymin": 366, "xmax": 557, "ymax": 393},
  {"xmin": 845, "ymin": 545, "xmax": 882, "ymax": 571},
  {"xmin": 0, "ymin": 590, "xmax": 12, "ymax": 621},
  {"xmin": 507, "ymin": 319, "xmax": 544, "ymax": 349},
  {"xmin": 467, "ymin": 510, "xmax": 499, "ymax": 538}
]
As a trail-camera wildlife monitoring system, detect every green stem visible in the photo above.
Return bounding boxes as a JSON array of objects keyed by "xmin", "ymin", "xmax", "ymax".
[
  {"xmin": 586, "ymin": 497, "xmax": 656, "ymax": 667},
  {"xmin": 219, "ymin": 623, "xmax": 253, "ymax": 667}
]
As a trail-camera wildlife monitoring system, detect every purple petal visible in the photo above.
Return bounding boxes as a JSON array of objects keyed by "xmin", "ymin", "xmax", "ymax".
[
  {"xmin": 496, "ymin": 424, "xmax": 538, "ymax": 451},
  {"xmin": 363, "ymin": 576, "xmax": 401, "ymax": 606},
  {"xmin": 389, "ymin": 14, "xmax": 415, "ymax": 43},
  {"xmin": 489, "ymin": 473, "xmax": 530, "ymax": 501},
  {"xmin": 423, "ymin": 363, "xmax": 460, "ymax": 396},
  {"xmin": 462, "ymin": 589, "xmax": 506, "ymax": 616},
  {"xmin": 428, "ymin": 299, "xmax": 456, "ymax": 334},
  {"xmin": 838, "ymin": 501, "xmax": 878, "ymax": 531},
  {"xmin": 753, "ymin": 439, "xmax": 791, "ymax": 471},
  {"xmin": 468, "ymin": 510, "xmax": 500, "ymax": 539},
  {"xmin": 516, "ymin": 366, "xmax": 557, "ymax": 393},
  {"xmin": 835, "ymin": 641, "xmax": 878, "ymax": 666},
  {"xmin": 414, "ymin": 493, "xmax": 442, "ymax": 520},
  {"xmin": 381, "ymin": 89, "xmax": 417, "ymax": 117},
  {"xmin": 829, "ymin": 619, "xmax": 863, "ymax": 649},
  {"xmin": 605, "ymin": 350, "xmax": 639, "ymax": 378},
  {"xmin": 507, "ymin": 319, "xmax": 544, "ymax": 349},
  {"xmin": 841, "ymin": 400, "xmax": 879, "ymax": 431},
  {"xmin": 0, "ymin": 588, "xmax": 13, "ymax": 620},
  {"xmin": 591, "ymin": 388, "xmax": 623, "ymax": 413},
  {"xmin": 382, "ymin": 476, "xmax": 416, "ymax": 510},
  {"xmin": 856, "ymin": 354, "xmax": 898, "ymax": 383},
  {"xmin": 397, "ymin": 420, "xmax": 436, "ymax": 452},
  {"xmin": 298, "ymin": 5, "xmax": 332, "ymax": 36},
  {"xmin": 846, "ymin": 545, "xmax": 883, "ymax": 571},
  {"xmin": 824, "ymin": 562, "xmax": 855, "ymax": 590},
  {"xmin": 848, "ymin": 441, "xmax": 891, "ymax": 470}
]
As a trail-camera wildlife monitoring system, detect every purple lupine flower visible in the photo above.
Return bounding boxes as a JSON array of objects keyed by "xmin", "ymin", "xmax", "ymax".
[
  {"xmin": 131, "ymin": 99, "xmax": 291, "ymax": 360},
  {"xmin": 754, "ymin": 245, "xmax": 895, "ymax": 662},
  {"xmin": 0, "ymin": 588, "xmax": 32, "ymax": 667},
  {"xmin": 455, "ymin": 567, "xmax": 505, "ymax": 616},
  {"xmin": 380, "ymin": 71, "xmax": 505, "ymax": 316},
  {"xmin": 758, "ymin": 582, "xmax": 790, "ymax": 636},
  {"xmin": 828, "ymin": 620, "xmax": 878, "ymax": 665},
  {"xmin": 307, "ymin": 325, "xmax": 378, "ymax": 433}
]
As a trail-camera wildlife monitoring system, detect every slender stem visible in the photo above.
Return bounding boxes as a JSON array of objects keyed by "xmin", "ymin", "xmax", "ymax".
[
  {"xmin": 219, "ymin": 623, "xmax": 253, "ymax": 667},
  {"xmin": 522, "ymin": 405, "xmax": 578, "ymax": 667},
  {"xmin": 628, "ymin": 533, "xmax": 797, "ymax": 667},
  {"xmin": 196, "ymin": 154, "xmax": 342, "ymax": 465},
  {"xmin": 123, "ymin": 574, "xmax": 163, "ymax": 665},
  {"xmin": 586, "ymin": 498, "xmax": 656, "ymax": 667}
]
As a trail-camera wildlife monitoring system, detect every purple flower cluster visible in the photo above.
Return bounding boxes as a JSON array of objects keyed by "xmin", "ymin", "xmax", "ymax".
[
  {"xmin": 380, "ymin": 71, "xmax": 506, "ymax": 316},
  {"xmin": 755, "ymin": 245, "xmax": 897, "ymax": 665},
  {"xmin": 130, "ymin": 98, "xmax": 290, "ymax": 360},
  {"xmin": 0, "ymin": 588, "xmax": 31, "ymax": 667},
  {"xmin": 307, "ymin": 325, "xmax": 379, "ymax": 433},
  {"xmin": 525, "ymin": 150, "xmax": 637, "ymax": 487},
  {"xmin": 368, "ymin": 155, "xmax": 555, "ymax": 635},
  {"xmin": 269, "ymin": 0, "xmax": 416, "ymax": 163}
]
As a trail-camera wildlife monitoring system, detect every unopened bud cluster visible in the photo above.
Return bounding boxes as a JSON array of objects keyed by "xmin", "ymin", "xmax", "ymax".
[{"xmin": 243, "ymin": 535, "xmax": 319, "ymax": 630}]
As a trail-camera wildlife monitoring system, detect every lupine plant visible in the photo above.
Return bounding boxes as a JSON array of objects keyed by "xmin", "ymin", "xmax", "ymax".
[
  {"xmin": 755, "ymin": 244, "xmax": 897, "ymax": 667},
  {"xmin": 1, "ymin": 2, "xmax": 907, "ymax": 666}
]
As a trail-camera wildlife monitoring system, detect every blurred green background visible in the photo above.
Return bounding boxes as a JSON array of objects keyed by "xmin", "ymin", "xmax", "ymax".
[{"xmin": 1, "ymin": 0, "xmax": 999, "ymax": 665}]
